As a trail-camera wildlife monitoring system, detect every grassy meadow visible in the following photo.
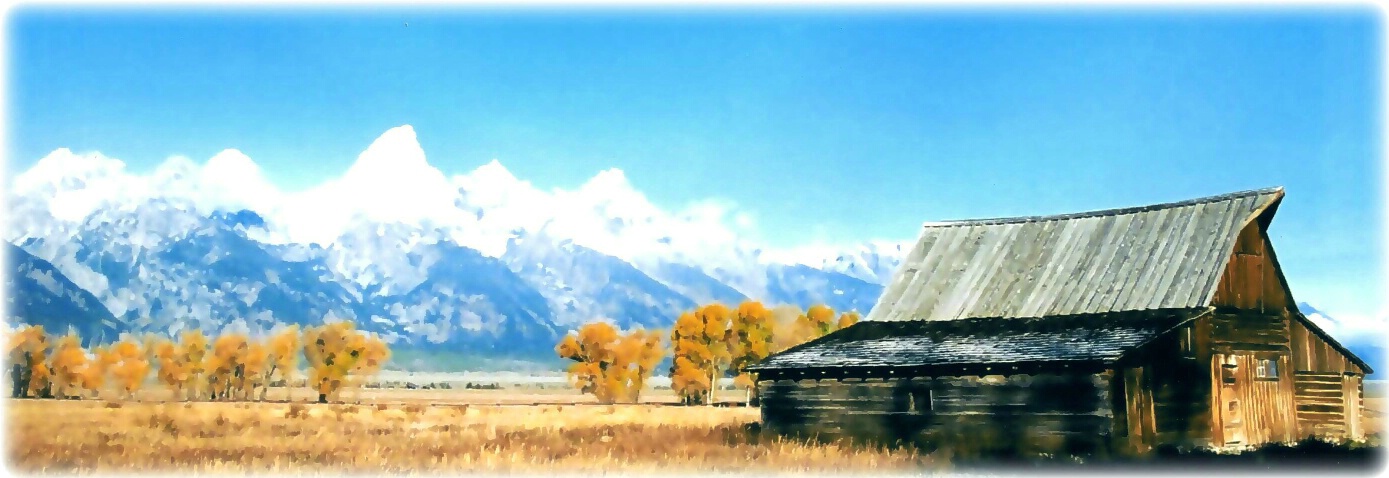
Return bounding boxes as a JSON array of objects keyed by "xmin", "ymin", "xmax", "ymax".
[
  {"xmin": 5, "ymin": 379, "xmax": 1385, "ymax": 474},
  {"xmin": 5, "ymin": 387, "xmax": 933, "ymax": 474}
]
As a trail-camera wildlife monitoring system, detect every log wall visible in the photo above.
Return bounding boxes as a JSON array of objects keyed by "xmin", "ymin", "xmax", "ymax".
[{"xmin": 757, "ymin": 372, "xmax": 1116, "ymax": 456}]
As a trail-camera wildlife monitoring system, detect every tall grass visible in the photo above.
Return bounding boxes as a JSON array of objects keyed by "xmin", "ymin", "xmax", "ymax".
[{"xmin": 7, "ymin": 400, "xmax": 936, "ymax": 474}]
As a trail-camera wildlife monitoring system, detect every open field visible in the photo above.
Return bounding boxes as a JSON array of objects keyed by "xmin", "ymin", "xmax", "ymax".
[
  {"xmin": 5, "ymin": 398, "xmax": 933, "ymax": 474},
  {"xmin": 6, "ymin": 384, "xmax": 1385, "ymax": 474}
]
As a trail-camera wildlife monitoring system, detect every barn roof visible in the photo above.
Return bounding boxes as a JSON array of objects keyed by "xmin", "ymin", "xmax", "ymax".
[
  {"xmin": 748, "ymin": 308, "xmax": 1210, "ymax": 373},
  {"xmin": 865, "ymin": 187, "xmax": 1285, "ymax": 322}
]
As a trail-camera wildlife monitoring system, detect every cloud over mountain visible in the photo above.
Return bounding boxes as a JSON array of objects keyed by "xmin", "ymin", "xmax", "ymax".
[{"xmin": 5, "ymin": 125, "xmax": 903, "ymax": 361}]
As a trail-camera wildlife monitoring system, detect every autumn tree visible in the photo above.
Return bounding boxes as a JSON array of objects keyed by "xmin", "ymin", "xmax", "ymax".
[
  {"xmin": 108, "ymin": 336, "xmax": 151, "ymax": 399},
  {"xmin": 730, "ymin": 301, "xmax": 774, "ymax": 404},
  {"xmin": 769, "ymin": 304, "xmax": 806, "ymax": 354},
  {"xmin": 302, "ymin": 322, "xmax": 388, "ymax": 403},
  {"xmin": 556, "ymin": 322, "xmax": 664, "ymax": 404},
  {"xmin": 48, "ymin": 332, "xmax": 89, "ymax": 399},
  {"xmin": 613, "ymin": 329, "xmax": 664, "ymax": 403},
  {"xmin": 669, "ymin": 311, "xmax": 710, "ymax": 405},
  {"xmin": 264, "ymin": 325, "xmax": 301, "ymax": 401},
  {"xmin": 79, "ymin": 345, "xmax": 117, "ymax": 399},
  {"xmin": 670, "ymin": 304, "xmax": 737, "ymax": 405},
  {"xmin": 152, "ymin": 338, "xmax": 194, "ymax": 400},
  {"xmin": 349, "ymin": 333, "xmax": 390, "ymax": 395},
  {"xmin": 206, "ymin": 332, "xmax": 249, "ymax": 401},
  {"xmin": 7, "ymin": 325, "xmax": 53, "ymax": 398},
  {"xmin": 800, "ymin": 305, "xmax": 837, "ymax": 340},
  {"xmin": 239, "ymin": 341, "xmax": 270, "ymax": 401},
  {"xmin": 837, "ymin": 311, "xmax": 861, "ymax": 330},
  {"xmin": 179, "ymin": 330, "xmax": 210, "ymax": 400},
  {"xmin": 557, "ymin": 321, "xmax": 619, "ymax": 403}
]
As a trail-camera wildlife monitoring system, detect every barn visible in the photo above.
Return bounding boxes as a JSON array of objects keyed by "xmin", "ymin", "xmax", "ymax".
[{"xmin": 748, "ymin": 187, "xmax": 1371, "ymax": 456}]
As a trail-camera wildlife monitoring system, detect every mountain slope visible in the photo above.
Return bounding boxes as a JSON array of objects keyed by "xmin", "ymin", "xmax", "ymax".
[{"xmin": 5, "ymin": 242, "xmax": 121, "ymax": 341}]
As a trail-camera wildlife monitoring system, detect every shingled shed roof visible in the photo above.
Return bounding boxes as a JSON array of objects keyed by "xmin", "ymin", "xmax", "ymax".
[
  {"xmin": 866, "ymin": 187, "xmax": 1284, "ymax": 322},
  {"xmin": 748, "ymin": 307, "xmax": 1211, "ymax": 373}
]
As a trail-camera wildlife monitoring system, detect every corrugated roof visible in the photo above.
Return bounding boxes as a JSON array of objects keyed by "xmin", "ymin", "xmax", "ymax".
[
  {"xmin": 749, "ymin": 308, "xmax": 1210, "ymax": 372},
  {"xmin": 865, "ymin": 187, "xmax": 1284, "ymax": 322}
]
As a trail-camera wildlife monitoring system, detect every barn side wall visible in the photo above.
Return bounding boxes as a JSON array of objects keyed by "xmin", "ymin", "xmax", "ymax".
[
  {"xmin": 1209, "ymin": 218, "xmax": 1366, "ymax": 442},
  {"xmin": 1289, "ymin": 317, "xmax": 1367, "ymax": 440},
  {"xmin": 757, "ymin": 371, "xmax": 1116, "ymax": 456},
  {"xmin": 1114, "ymin": 326, "xmax": 1214, "ymax": 451}
]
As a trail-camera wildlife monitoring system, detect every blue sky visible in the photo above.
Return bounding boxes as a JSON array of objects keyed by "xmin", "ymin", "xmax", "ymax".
[{"xmin": 7, "ymin": 7, "xmax": 1385, "ymax": 319}]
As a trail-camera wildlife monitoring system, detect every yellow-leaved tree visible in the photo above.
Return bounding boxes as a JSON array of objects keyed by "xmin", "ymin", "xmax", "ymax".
[
  {"xmin": 730, "ymin": 301, "xmax": 774, "ymax": 404},
  {"xmin": 179, "ymin": 330, "xmax": 210, "ymax": 401},
  {"xmin": 556, "ymin": 323, "xmax": 664, "ymax": 404},
  {"xmin": 153, "ymin": 338, "xmax": 194, "ymax": 400},
  {"xmin": 79, "ymin": 345, "xmax": 117, "ymax": 399},
  {"xmin": 238, "ymin": 341, "xmax": 270, "ymax": 401},
  {"xmin": 613, "ymin": 329, "xmax": 664, "ymax": 403},
  {"xmin": 8, "ymin": 325, "xmax": 52, "ymax": 398},
  {"xmin": 837, "ymin": 311, "xmax": 861, "ymax": 330},
  {"xmin": 799, "ymin": 304, "xmax": 837, "ymax": 341},
  {"xmin": 265, "ymin": 325, "xmax": 301, "ymax": 401},
  {"xmin": 206, "ymin": 332, "xmax": 249, "ymax": 401},
  {"xmin": 670, "ymin": 304, "xmax": 736, "ymax": 405},
  {"xmin": 302, "ymin": 322, "xmax": 388, "ymax": 403},
  {"xmin": 109, "ymin": 336, "xmax": 151, "ymax": 399},
  {"xmin": 48, "ymin": 332, "xmax": 88, "ymax": 399},
  {"xmin": 556, "ymin": 321, "xmax": 619, "ymax": 403}
]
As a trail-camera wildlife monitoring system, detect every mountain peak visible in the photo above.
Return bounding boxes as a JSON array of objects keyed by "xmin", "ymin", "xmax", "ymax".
[
  {"xmin": 14, "ymin": 148, "xmax": 127, "ymax": 196},
  {"xmin": 348, "ymin": 125, "xmax": 427, "ymax": 178},
  {"xmin": 470, "ymin": 159, "xmax": 519, "ymax": 185}
]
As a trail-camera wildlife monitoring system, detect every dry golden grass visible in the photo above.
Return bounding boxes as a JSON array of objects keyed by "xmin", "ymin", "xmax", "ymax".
[
  {"xmin": 1365, "ymin": 397, "xmax": 1384, "ymax": 436},
  {"xmin": 6, "ymin": 398, "xmax": 936, "ymax": 474}
]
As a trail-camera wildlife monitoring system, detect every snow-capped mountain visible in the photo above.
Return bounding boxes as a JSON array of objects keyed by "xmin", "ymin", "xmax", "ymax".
[{"xmin": 5, "ymin": 125, "xmax": 909, "ymax": 360}]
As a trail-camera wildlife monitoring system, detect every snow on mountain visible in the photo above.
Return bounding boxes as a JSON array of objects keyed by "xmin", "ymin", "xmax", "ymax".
[
  {"xmin": 5, "ymin": 124, "xmax": 908, "ymax": 358},
  {"xmin": 5, "ymin": 242, "xmax": 121, "ymax": 342},
  {"xmin": 785, "ymin": 240, "xmax": 912, "ymax": 285},
  {"xmin": 502, "ymin": 228, "xmax": 696, "ymax": 330}
]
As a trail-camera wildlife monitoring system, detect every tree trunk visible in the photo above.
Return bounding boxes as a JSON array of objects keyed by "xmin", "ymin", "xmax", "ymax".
[
  {"xmin": 318, "ymin": 393, "xmax": 327, "ymax": 404},
  {"xmin": 708, "ymin": 367, "xmax": 716, "ymax": 405},
  {"xmin": 11, "ymin": 363, "xmax": 24, "ymax": 398}
]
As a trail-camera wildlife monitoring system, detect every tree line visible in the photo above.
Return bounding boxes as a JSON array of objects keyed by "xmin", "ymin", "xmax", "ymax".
[
  {"xmin": 6, "ymin": 321, "xmax": 390, "ymax": 403},
  {"xmin": 555, "ymin": 301, "xmax": 859, "ymax": 405}
]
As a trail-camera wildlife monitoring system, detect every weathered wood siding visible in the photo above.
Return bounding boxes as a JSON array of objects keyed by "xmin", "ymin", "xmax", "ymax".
[
  {"xmin": 758, "ymin": 372, "xmax": 1116, "ymax": 456},
  {"xmin": 1289, "ymin": 318, "xmax": 1364, "ymax": 375},
  {"xmin": 1209, "ymin": 220, "xmax": 1287, "ymax": 313},
  {"xmin": 1141, "ymin": 333, "xmax": 1212, "ymax": 447},
  {"xmin": 1287, "ymin": 305, "xmax": 1366, "ymax": 441},
  {"xmin": 1201, "ymin": 308, "xmax": 1297, "ymax": 447},
  {"xmin": 1203, "ymin": 218, "xmax": 1364, "ymax": 444},
  {"xmin": 1293, "ymin": 371, "xmax": 1347, "ymax": 438}
]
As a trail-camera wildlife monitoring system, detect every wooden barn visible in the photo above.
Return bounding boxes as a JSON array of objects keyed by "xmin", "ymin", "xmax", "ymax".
[{"xmin": 749, "ymin": 187, "xmax": 1371, "ymax": 456}]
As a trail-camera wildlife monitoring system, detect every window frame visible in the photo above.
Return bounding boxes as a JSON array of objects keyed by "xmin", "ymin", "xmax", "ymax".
[{"xmin": 1255, "ymin": 358, "xmax": 1280, "ymax": 381}]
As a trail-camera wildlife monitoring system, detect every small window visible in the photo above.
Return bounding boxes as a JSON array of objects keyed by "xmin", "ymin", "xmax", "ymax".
[
  {"xmin": 911, "ymin": 389, "xmax": 933, "ymax": 413},
  {"xmin": 1256, "ymin": 359, "xmax": 1279, "ymax": 380},
  {"xmin": 1221, "ymin": 357, "xmax": 1238, "ymax": 384}
]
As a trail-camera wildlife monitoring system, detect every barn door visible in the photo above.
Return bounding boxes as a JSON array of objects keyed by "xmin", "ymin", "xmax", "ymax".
[
  {"xmin": 1217, "ymin": 354, "xmax": 1247, "ymax": 446},
  {"xmin": 1123, "ymin": 366, "xmax": 1156, "ymax": 452}
]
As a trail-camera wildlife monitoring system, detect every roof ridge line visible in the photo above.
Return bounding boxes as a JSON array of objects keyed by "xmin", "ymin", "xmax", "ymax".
[{"xmin": 922, "ymin": 186, "xmax": 1285, "ymax": 228}]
